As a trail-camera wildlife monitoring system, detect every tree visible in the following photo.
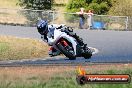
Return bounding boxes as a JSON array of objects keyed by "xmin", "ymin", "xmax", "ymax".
[
  {"xmin": 66, "ymin": 0, "xmax": 112, "ymax": 15},
  {"xmin": 18, "ymin": 0, "xmax": 53, "ymax": 10},
  {"xmin": 17, "ymin": 0, "xmax": 54, "ymax": 26},
  {"xmin": 108, "ymin": 0, "xmax": 132, "ymax": 16},
  {"xmin": 108, "ymin": 0, "xmax": 132, "ymax": 30}
]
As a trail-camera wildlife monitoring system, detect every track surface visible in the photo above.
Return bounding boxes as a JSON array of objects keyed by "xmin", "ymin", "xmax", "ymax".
[{"xmin": 0, "ymin": 25, "xmax": 132, "ymax": 66}]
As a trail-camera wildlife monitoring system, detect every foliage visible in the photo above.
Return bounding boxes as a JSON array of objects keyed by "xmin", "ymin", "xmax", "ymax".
[
  {"xmin": 66, "ymin": 0, "xmax": 112, "ymax": 15},
  {"xmin": 18, "ymin": 0, "xmax": 53, "ymax": 10},
  {"xmin": 108, "ymin": 0, "xmax": 132, "ymax": 16},
  {"xmin": 108, "ymin": 0, "xmax": 132, "ymax": 30},
  {"xmin": 18, "ymin": 0, "xmax": 54, "ymax": 25}
]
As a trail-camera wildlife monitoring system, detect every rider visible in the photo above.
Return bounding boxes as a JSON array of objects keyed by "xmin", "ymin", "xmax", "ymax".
[{"xmin": 37, "ymin": 20, "xmax": 85, "ymax": 56}]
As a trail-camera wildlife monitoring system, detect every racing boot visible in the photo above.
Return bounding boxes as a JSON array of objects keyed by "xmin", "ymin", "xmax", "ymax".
[{"xmin": 48, "ymin": 47, "xmax": 61, "ymax": 57}]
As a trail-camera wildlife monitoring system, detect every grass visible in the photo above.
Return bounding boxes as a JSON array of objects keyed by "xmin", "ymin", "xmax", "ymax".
[
  {"xmin": 0, "ymin": 0, "xmax": 68, "ymax": 8},
  {"xmin": 0, "ymin": 0, "xmax": 27, "ymax": 24},
  {"xmin": 0, "ymin": 64, "xmax": 131, "ymax": 88},
  {"xmin": 54, "ymin": 0, "xmax": 69, "ymax": 4},
  {"xmin": 45, "ymin": 65, "xmax": 132, "ymax": 88},
  {"xmin": 0, "ymin": 0, "xmax": 73, "ymax": 26},
  {"xmin": 0, "ymin": 0, "xmax": 69, "ymax": 25},
  {"xmin": 0, "ymin": 36, "xmax": 49, "ymax": 60},
  {"xmin": 0, "ymin": 0, "xmax": 20, "ymax": 9},
  {"xmin": 0, "ymin": 42, "xmax": 9, "ymax": 53}
]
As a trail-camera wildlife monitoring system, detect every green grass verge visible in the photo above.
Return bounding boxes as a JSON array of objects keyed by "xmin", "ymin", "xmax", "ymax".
[
  {"xmin": 0, "ymin": 68, "xmax": 131, "ymax": 88},
  {"xmin": 42, "ymin": 69, "xmax": 132, "ymax": 88},
  {"xmin": 0, "ymin": 42, "xmax": 9, "ymax": 53}
]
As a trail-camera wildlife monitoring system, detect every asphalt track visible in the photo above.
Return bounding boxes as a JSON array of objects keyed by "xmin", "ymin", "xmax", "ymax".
[{"xmin": 0, "ymin": 25, "xmax": 132, "ymax": 66}]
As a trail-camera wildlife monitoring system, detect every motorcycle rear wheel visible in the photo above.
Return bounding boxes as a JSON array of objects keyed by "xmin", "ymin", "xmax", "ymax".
[{"xmin": 82, "ymin": 47, "xmax": 92, "ymax": 59}]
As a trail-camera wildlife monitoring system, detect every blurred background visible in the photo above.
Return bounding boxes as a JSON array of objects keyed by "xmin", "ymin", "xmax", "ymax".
[{"xmin": 0, "ymin": 0, "xmax": 132, "ymax": 30}]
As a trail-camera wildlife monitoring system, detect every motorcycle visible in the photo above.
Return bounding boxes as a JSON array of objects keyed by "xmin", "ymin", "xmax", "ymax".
[{"xmin": 47, "ymin": 27, "xmax": 92, "ymax": 60}]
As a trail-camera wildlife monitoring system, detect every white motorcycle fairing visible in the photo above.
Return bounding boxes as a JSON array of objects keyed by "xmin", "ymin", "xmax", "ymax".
[{"xmin": 47, "ymin": 29, "xmax": 78, "ymax": 55}]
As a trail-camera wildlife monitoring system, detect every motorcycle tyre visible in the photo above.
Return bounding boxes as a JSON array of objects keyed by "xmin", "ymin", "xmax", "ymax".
[{"xmin": 57, "ymin": 43, "xmax": 76, "ymax": 60}]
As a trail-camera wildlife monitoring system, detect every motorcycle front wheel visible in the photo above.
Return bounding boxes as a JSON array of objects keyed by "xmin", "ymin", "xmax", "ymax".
[{"xmin": 56, "ymin": 39, "xmax": 76, "ymax": 60}]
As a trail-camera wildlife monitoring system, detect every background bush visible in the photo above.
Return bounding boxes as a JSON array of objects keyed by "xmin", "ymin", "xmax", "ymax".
[
  {"xmin": 18, "ymin": 0, "xmax": 53, "ymax": 10},
  {"xmin": 66, "ymin": 0, "xmax": 112, "ymax": 15},
  {"xmin": 108, "ymin": 0, "xmax": 132, "ymax": 16}
]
